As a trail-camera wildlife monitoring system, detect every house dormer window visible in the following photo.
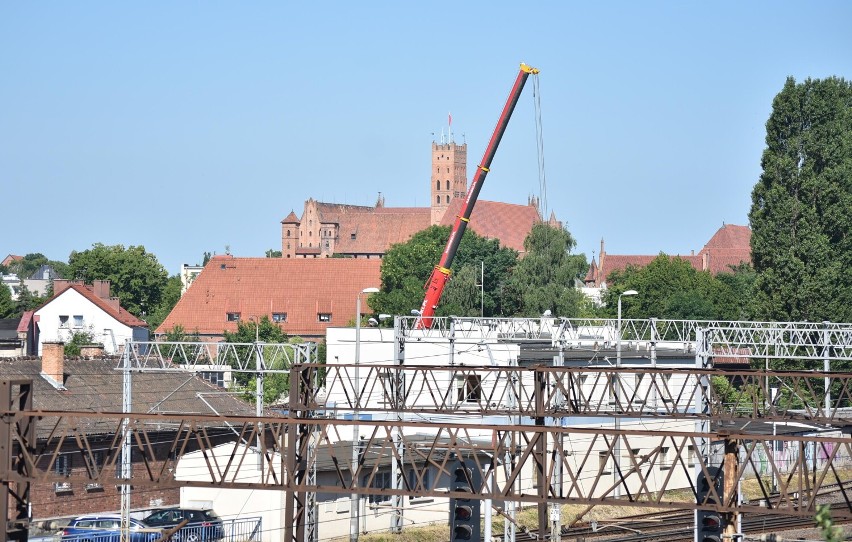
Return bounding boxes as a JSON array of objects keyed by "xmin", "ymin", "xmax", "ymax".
[
  {"xmin": 318, "ymin": 313, "xmax": 331, "ymax": 322},
  {"xmin": 272, "ymin": 313, "xmax": 287, "ymax": 323},
  {"xmin": 227, "ymin": 312, "xmax": 241, "ymax": 322}
]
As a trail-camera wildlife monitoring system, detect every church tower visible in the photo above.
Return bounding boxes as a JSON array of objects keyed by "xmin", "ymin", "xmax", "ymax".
[{"xmin": 430, "ymin": 139, "xmax": 467, "ymax": 225}]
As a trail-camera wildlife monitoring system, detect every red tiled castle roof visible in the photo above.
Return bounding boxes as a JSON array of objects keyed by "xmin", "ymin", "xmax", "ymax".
[
  {"xmin": 439, "ymin": 199, "xmax": 542, "ymax": 253},
  {"xmin": 587, "ymin": 224, "xmax": 752, "ymax": 287}
]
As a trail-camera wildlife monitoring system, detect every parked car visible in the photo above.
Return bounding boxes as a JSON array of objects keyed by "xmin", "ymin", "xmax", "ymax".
[
  {"xmin": 142, "ymin": 509, "xmax": 224, "ymax": 542},
  {"xmin": 61, "ymin": 515, "xmax": 159, "ymax": 542}
]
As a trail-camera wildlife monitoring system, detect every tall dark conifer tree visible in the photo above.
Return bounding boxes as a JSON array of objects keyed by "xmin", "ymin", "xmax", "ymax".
[{"xmin": 749, "ymin": 76, "xmax": 852, "ymax": 322}]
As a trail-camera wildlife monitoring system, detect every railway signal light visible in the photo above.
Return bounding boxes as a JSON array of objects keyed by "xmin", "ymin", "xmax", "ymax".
[
  {"xmin": 449, "ymin": 457, "xmax": 481, "ymax": 542},
  {"xmin": 696, "ymin": 465, "xmax": 724, "ymax": 542}
]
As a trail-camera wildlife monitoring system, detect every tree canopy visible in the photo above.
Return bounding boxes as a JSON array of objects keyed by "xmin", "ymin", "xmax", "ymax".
[
  {"xmin": 749, "ymin": 76, "xmax": 852, "ymax": 323},
  {"xmin": 4, "ymin": 253, "xmax": 69, "ymax": 280},
  {"xmin": 223, "ymin": 316, "xmax": 291, "ymax": 404},
  {"xmin": 370, "ymin": 226, "xmax": 518, "ymax": 318},
  {"xmin": 604, "ymin": 255, "xmax": 755, "ymax": 321},
  {"xmin": 68, "ymin": 243, "xmax": 169, "ymax": 318},
  {"xmin": 503, "ymin": 224, "xmax": 589, "ymax": 317}
]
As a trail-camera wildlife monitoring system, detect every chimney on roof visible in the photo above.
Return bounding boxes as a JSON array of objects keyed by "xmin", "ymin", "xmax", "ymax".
[
  {"xmin": 92, "ymin": 280, "xmax": 111, "ymax": 299},
  {"xmin": 41, "ymin": 341, "xmax": 65, "ymax": 385},
  {"xmin": 702, "ymin": 252, "xmax": 710, "ymax": 271},
  {"xmin": 53, "ymin": 279, "xmax": 83, "ymax": 297}
]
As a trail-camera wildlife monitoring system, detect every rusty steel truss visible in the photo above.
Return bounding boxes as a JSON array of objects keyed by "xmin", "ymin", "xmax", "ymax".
[{"xmin": 3, "ymin": 318, "xmax": 852, "ymax": 542}]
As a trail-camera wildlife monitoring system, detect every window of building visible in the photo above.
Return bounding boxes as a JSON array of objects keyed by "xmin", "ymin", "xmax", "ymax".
[
  {"xmin": 273, "ymin": 313, "xmax": 288, "ymax": 323},
  {"xmin": 55, "ymin": 454, "xmax": 72, "ymax": 492},
  {"xmin": 436, "ymin": 195, "xmax": 440, "ymax": 204},
  {"xmin": 363, "ymin": 471, "xmax": 392, "ymax": 503},
  {"xmin": 456, "ymin": 374, "xmax": 481, "ymax": 402},
  {"xmin": 227, "ymin": 312, "xmax": 241, "ymax": 322},
  {"xmin": 73, "ymin": 315, "xmax": 84, "ymax": 328},
  {"xmin": 318, "ymin": 313, "xmax": 332, "ymax": 322},
  {"xmin": 660, "ymin": 447, "xmax": 671, "ymax": 469},
  {"xmin": 287, "ymin": 230, "xmax": 291, "ymax": 237},
  {"xmin": 446, "ymin": 195, "xmax": 450, "ymax": 203},
  {"xmin": 436, "ymin": 180, "xmax": 440, "ymax": 190},
  {"xmin": 598, "ymin": 451, "xmax": 610, "ymax": 474},
  {"xmin": 59, "ymin": 315, "xmax": 69, "ymax": 328},
  {"xmin": 201, "ymin": 370, "xmax": 226, "ymax": 388},
  {"xmin": 446, "ymin": 180, "xmax": 450, "ymax": 190},
  {"xmin": 408, "ymin": 467, "xmax": 431, "ymax": 494}
]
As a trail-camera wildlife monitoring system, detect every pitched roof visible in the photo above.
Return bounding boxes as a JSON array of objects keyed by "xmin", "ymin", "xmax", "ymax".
[
  {"xmin": 1, "ymin": 254, "xmax": 22, "ymax": 267},
  {"xmin": 697, "ymin": 224, "xmax": 752, "ymax": 274},
  {"xmin": 39, "ymin": 284, "xmax": 148, "ymax": 328},
  {"xmin": 281, "ymin": 211, "xmax": 300, "ymax": 224},
  {"xmin": 0, "ymin": 358, "xmax": 255, "ymax": 438},
  {"xmin": 590, "ymin": 224, "xmax": 752, "ymax": 287},
  {"xmin": 439, "ymin": 199, "xmax": 542, "ymax": 253},
  {"xmin": 157, "ymin": 256, "xmax": 383, "ymax": 338},
  {"xmin": 332, "ymin": 207, "xmax": 431, "ymax": 254}
]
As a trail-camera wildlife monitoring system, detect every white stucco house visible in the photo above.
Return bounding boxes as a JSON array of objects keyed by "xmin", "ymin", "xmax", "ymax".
[{"xmin": 33, "ymin": 279, "xmax": 149, "ymax": 355}]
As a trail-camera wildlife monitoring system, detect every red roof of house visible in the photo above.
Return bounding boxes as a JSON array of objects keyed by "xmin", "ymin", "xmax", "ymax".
[
  {"xmin": 156, "ymin": 256, "xmax": 383, "ymax": 338},
  {"xmin": 2, "ymin": 254, "xmax": 22, "ymax": 267},
  {"xmin": 439, "ymin": 199, "xmax": 542, "ymax": 253},
  {"xmin": 17, "ymin": 311, "xmax": 33, "ymax": 333}
]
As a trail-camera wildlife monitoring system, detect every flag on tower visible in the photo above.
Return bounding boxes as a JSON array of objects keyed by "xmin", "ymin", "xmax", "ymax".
[{"xmin": 448, "ymin": 112, "xmax": 452, "ymax": 127}]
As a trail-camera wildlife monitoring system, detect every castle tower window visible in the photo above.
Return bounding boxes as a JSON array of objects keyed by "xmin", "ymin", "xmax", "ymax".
[
  {"xmin": 436, "ymin": 180, "xmax": 440, "ymax": 190},
  {"xmin": 446, "ymin": 195, "xmax": 450, "ymax": 203},
  {"xmin": 446, "ymin": 180, "xmax": 450, "ymax": 190},
  {"xmin": 436, "ymin": 196, "xmax": 440, "ymax": 204}
]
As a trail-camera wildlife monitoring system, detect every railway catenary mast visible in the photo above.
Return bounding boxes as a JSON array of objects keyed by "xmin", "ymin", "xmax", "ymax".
[{"xmin": 415, "ymin": 62, "xmax": 539, "ymax": 329}]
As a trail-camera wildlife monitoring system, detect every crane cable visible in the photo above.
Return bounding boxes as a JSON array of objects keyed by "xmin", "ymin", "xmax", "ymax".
[{"xmin": 532, "ymin": 73, "xmax": 548, "ymax": 226}]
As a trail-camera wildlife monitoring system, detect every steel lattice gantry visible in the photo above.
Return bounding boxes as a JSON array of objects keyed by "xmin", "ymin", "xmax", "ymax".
[{"xmin": 5, "ymin": 319, "xmax": 852, "ymax": 542}]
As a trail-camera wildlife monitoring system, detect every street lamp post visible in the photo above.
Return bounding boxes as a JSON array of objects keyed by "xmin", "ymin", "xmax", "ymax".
[
  {"xmin": 614, "ymin": 289, "xmax": 638, "ymax": 499},
  {"xmin": 351, "ymin": 287, "xmax": 379, "ymax": 542}
]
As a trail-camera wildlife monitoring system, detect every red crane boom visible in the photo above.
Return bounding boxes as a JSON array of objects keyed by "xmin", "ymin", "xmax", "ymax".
[{"xmin": 415, "ymin": 63, "xmax": 539, "ymax": 329}]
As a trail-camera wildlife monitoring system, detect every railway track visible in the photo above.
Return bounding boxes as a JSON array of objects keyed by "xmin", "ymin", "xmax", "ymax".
[{"xmin": 505, "ymin": 501, "xmax": 852, "ymax": 541}]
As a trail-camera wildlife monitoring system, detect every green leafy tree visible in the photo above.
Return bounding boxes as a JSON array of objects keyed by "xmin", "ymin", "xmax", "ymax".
[
  {"xmin": 265, "ymin": 249, "xmax": 282, "ymax": 258},
  {"xmin": 161, "ymin": 324, "xmax": 200, "ymax": 342},
  {"xmin": 370, "ymin": 226, "xmax": 518, "ymax": 318},
  {"xmin": 223, "ymin": 316, "xmax": 291, "ymax": 404},
  {"xmin": 145, "ymin": 275, "xmax": 182, "ymax": 332},
  {"xmin": 5, "ymin": 253, "xmax": 69, "ymax": 280},
  {"xmin": 14, "ymin": 283, "xmax": 46, "ymax": 315},
  {"xmin": 64, "ymin": 330, "xmax": 99, "ymax": 356},
  {"xmin": 815, "ymin": 504, "xmax": 844, "ymax": 542},
  {"xmin": 604, "ymin": 255, "xmax": 749, "ymax": 320},
  {"xmin": 503, "ymin": 224, "xmax": 589, "ymax": 317},
  {"xmin": 68, "ymin": 243, "xmax": 169, "ymax": 318},
  {"xmin": 749, "ymin": 76, "xmax": 852, "ymax": 323},
  {"xmin": 0, "ymin": 285, "xmax": 15, "ymax": 319}
]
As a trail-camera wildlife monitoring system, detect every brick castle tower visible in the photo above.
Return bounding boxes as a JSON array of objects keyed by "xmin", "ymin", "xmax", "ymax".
[{"xmin": 430, "ymin": 138, "xmax": 467, "ymax": 225}]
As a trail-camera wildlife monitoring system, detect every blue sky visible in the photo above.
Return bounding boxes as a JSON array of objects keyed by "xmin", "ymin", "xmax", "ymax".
[{"xmin": 2, "ymin": 2, "xmax": 851, "ymax": 274}]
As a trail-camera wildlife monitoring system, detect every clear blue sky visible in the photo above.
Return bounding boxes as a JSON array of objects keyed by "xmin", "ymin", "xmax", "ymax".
[{"xmin": 2, "ymin": 2, "xmax": 851, "ymax": 274}]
